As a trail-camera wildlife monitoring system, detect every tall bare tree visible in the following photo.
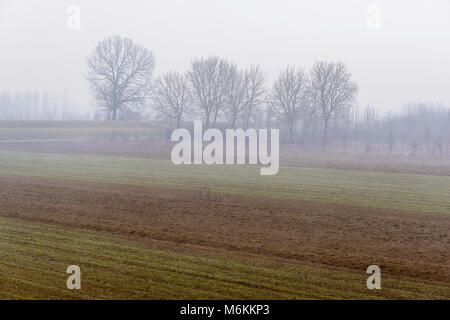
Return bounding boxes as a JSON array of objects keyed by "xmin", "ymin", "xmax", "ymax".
[
  {"xmin": 153, "ymin": 71, "xmax": 191, "ymax": 128},
  {"xmin": 269, "ymin": 66, "xmax": 308, "ymax": 142},
  {"xmin": 188, "ymin": 56, "xmax": 231, "ymax": 128},
  {"xmin": 242, "ymin": 65, "xmax": 265, "ymax": 129},
  {"xmin": 225, "ymin": 64, "xmax": 246, "ymax": 128},
  {"xmin": 86, "ymin": 35, "xmax": 155, "ymax": 120},
  {"xmin": 310, "ymin": 61, "xmax": 358, "ymax": 145},
  {"xmin": 224, "ymin": 64, "xmax": 265, "ymax": 129}
]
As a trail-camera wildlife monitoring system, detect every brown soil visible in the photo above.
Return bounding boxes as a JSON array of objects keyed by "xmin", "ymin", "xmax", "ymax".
[{"xmin": 0, "ymin": 175, "xmax": 449, "ymax": 285}]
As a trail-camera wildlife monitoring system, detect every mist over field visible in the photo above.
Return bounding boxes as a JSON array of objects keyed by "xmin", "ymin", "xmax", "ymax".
[
  {"xmin": 1, "ymin": 0, "xmax": 450, "ymax": 116},
  {"xmin": 0, "ymin": 0, "xmax": 449, "ymax": 302}
]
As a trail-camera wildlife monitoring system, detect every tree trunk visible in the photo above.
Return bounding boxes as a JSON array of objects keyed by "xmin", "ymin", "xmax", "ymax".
[
  {"xmin": 205, "ymin": 112, "xmax": 210, "ymax": 129},
  {"xmin": 231, "ymin": 117, "xmax": 236, "ymax": 129},
  {"xmin": 245, "ymin": 114, "xmax": 250, "ymax": 130},
  {"xmin": 213, "ymin": 106, "xmax": 219, "ymax": 127},
  {"xmin": 288, "ymin": 118, "xmax": 294, "ymax": 143},
  {"xmin": 322, "ymin": 118, "xmax": 329, "ymax": 146}
]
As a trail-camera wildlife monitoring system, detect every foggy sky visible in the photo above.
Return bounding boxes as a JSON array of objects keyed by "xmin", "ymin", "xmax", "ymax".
[{"xmin": 1, "ymin": 0, "xmax": 449, "ymax": 115}]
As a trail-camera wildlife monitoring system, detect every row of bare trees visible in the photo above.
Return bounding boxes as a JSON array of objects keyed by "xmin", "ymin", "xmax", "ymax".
[
  {"xmin": 153, "ymin": 60, "xmax": 358, "ymax": 144},
  {"xmin": 153, "ymin": 58, "xmax": 266, "ymax": 131},
  {"xmin": 5, "ymin": 35, "xmax": 447, "ymax": 156},
  {"xmin": 86, "ymin": 36, "xmax": 358, "ymax": 145}
]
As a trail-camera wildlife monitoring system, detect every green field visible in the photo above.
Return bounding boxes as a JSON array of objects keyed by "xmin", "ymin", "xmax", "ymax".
[
  {"xmin": 0, "ymin": 122, "xmax": 449, "ymax": 300},
  {"xmin": 1, "ymin": 217, "xmax": 447, "ymax": 300},
  {"xmin": 0, "ymin": 121, "xmax": 167, "ymax": 141},
  {"xmin": 0, "ymin": 151, "xmax": 449, "ymax": 214}
]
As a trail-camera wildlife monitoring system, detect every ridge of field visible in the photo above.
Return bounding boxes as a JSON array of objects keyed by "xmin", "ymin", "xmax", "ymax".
[
  {"xmin": 0, "ymin": 216, "xmax": 447, "ymax": 300},
  {"xmin": 0, "ymin": 151, "xmax": 449, "ymax": 214},
  {"xmin": 3, "ymin": 141, "xmax": 450, "ymax": 176},
  {"xmin": 2, "ymin": 175, "xmax": 448, "ymax": 283},
  {"xmin": 1, "ymin": 122, "xmax": 448, "ymax": 299},
  {"xmin": 1, "ymin": 121, "xmax": 450, "ymax": 176}
]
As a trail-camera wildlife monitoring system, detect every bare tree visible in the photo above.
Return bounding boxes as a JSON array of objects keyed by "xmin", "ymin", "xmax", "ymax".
[
  {"xmin": 383, "ymin": 111, "xmax": 395, "ymax": 153},
  {"xmin": 0, "ymin": 92, "xmax": 11, "ymax": 120},
  {"xmin": 310, "ymin": 61, "xmax": 358, "ymax": 145},
  {"xmin": 86, "ymin": 35, "xmax": 155, "ymax": 120},
  {"xmin": 269, "ymin": 66, "xmax": 308, "ymax": 142},
  {"xmin": 188, "ymin": 56, "xmax": 231, "ymax": 128},
  {"xmin": 364, "ymin": 106, "xmax": 375, "ymax": 152},
  {"xmin": 32, "ymin": 91, "xmax": 39, "ymax": 120},
  {"xmin": 225, "ymin": 64, "xmax": 246, "ymax": 128},
  {"xmin": 61, "ymin": 91, "xmax": 70, "ymax": 121},
  {"xmin": 341, "ymin": 104, "xmax": 357, "ymax": 150},
  {"xmin": 242, "ymin": 65, "xmax": 265, "ymax": 129},
  {"xmin": 41, "ymin": 92, "xmax": 50, "ymax": 120},
  {"xmin": 153, "ymin": 71, "xmax": 191, "ymax": 128},
  {"xmin": 224, "ymin": 64, "xmax": 265, "ymax": 129}
]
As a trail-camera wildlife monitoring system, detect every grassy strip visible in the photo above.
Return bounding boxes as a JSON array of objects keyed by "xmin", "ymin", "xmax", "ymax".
[
  {"xmin": 0, "ymin": 151, "xmax": 449, "ymax": 214},
  {"xmin": 0, "ymin": 217, "xmax": 448, "ymax": 299}
]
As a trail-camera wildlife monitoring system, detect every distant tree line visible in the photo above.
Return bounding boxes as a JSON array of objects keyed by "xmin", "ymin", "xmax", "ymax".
[
  {"xmin": 85, "ymin": 35, "xmax": 449, "ymax": 156},
  {"xmin": 86, "ymin": 36, "xmax": 359, "ymax": 144},
  {"xmin": 0, "ymin": 91, "xmax": 90, "ymax": 121},
  {"xmin": 348, "ymin": 103, "xmax": 450, "ymax": 157},
  {"xmin": 2, "ymin": 35, "xmax": 449, "ymax": 157}
]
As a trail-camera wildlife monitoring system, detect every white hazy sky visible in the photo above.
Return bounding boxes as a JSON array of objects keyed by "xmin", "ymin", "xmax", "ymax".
[{"xmin": 1, "ymin": 0, "xmax": 449, "ymax": 114}]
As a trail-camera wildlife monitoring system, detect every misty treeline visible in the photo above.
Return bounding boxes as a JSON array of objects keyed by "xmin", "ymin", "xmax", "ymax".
[
  {"xmin": 85, "ymin": 36, "xmax": 359, "ymax": 145},
  {"xmin": 85, "ymin": 36, "xmax": 450, "ymax": 156},
  {"xmin": 0, "ymin": 91, "xmax": 90, "ymax": 121},
  {"xmin": 1, "ymin": 35, "xmax": 449, "ymax": 157},
  {"xmin": 350, "ymin": 103, "xmax": 450, "ymax": 157}
]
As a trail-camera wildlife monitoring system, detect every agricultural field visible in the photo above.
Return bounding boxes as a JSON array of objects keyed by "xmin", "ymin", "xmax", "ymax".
[{"xmin": 0, "ymin": 122, "xmax": 449, "ymax": 299}]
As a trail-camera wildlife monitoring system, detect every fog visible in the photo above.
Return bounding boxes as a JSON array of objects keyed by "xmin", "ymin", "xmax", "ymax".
[{"xmin": 1, "ymin": 0, "xmax": 449, "ymax": 115}]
